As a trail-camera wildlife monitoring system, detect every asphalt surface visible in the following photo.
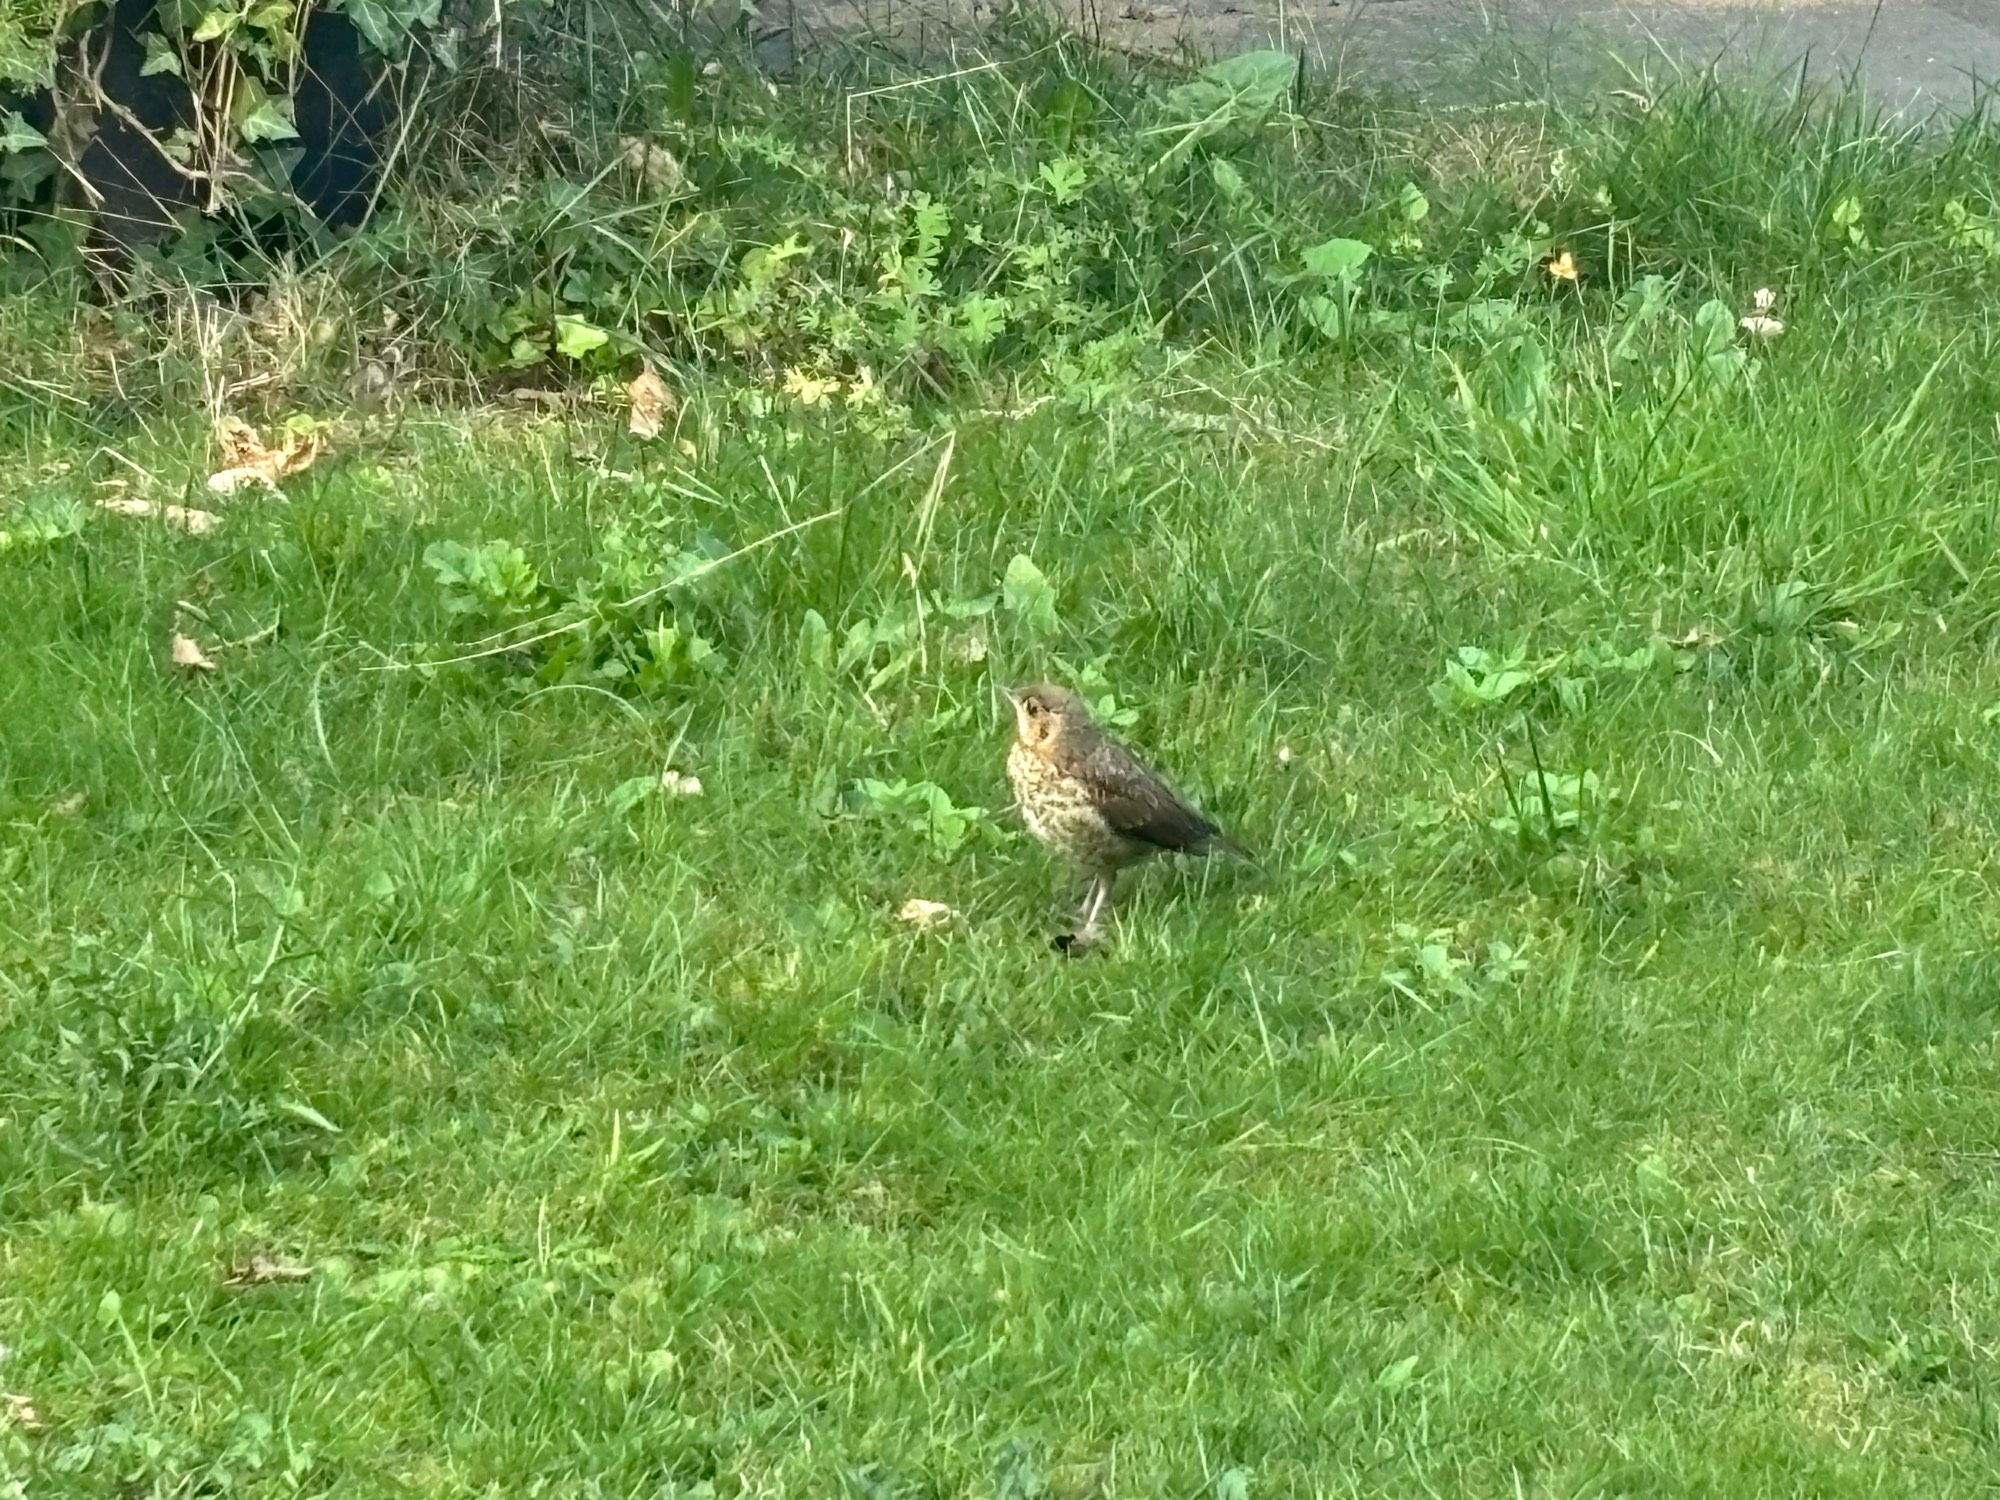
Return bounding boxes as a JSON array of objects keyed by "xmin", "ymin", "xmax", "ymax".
[
  {"xmin": 1312, "ymin": 1, "xmax": 2000, "ymax": 112},
  {"xmin": 785, "ymin": 0, "xmax": 2000, "ymax": 114}
]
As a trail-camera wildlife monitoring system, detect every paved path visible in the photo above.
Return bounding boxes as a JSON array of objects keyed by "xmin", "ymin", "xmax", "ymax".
[
  {"xmin": 1308, "ymin": 1, "xmax": 2000, "ymax": 112},
  {"xmin": 788, "ymin": 0, "xmax": 2000, "ymax": 114}
]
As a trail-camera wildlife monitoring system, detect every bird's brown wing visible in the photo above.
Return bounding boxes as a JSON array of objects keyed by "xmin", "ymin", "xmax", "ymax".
[{"xmin": 1073, "ymin": 734, "xmax": 1222, "ymax": 854}]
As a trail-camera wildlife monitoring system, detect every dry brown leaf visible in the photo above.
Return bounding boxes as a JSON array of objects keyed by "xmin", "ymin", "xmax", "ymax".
[
  {"xmin": 627, "ymin": 366, "xmax": 675, "ymax": 440},
  {"xmin": 618, "ymin": 137, "xmax": 685, "ymax": 195},
  {"xmin": 47, "ymin": 791, "xmax": 88, "ymax": 817},
  {"xmin": 1671, "ymin": 626, "xmax": 1726, "ymax": 651},
  {"xmin": 354, "ymin": 358, "xmax": 396, "ymax": 407},
  {"xmin": 896, "ymin": 898, "xmax": 959, "ymax": 929},
  {"xmin": 215, "ymin": 415, "xmax": 265, "ymax": 469},
  {"xmin": 225, "ymin": 1252, "xmax": 313, "ymax": 1288},
  {"xmin": 98, "ymin": 497, "xmax": 221, "ymax": 535},
  {"xmin": 208, "ymin": 417, "xmax": 327, "ymax": 494},
  {"xmin": 170, "ymin": 632, "xmax": 217, "ymax": 672},
  {"xmin": 3, "ymin": 1391, "xmax": 40, "ymax": 1433},
  {"xmin": 510, "ymin": 388, "xmax": 565, "ymax": 408}
]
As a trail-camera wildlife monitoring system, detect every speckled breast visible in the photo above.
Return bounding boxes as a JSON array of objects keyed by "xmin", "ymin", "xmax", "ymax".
[{"xmin": 1008, "ymin": 742, "xmax": 1142, "ymax": 870}]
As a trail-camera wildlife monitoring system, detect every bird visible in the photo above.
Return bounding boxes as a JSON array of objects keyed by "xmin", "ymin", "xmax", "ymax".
[{"xmin": 1004, "ymin": 682, "xmax": 1248, "ymax": 951}]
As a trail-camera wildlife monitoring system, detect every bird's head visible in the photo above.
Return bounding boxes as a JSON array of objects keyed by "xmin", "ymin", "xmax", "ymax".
[{"xmin": 1008, "ymin": 682, "xmax": 1090, "ymax": 750}]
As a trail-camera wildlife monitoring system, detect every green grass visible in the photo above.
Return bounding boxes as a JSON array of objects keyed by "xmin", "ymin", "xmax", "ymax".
[{"xmin": 7, "ymin": 43, "xmax": 2000, "ymax": 1498}]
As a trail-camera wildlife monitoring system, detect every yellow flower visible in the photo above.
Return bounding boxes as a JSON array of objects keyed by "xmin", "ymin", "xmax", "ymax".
[
  {"xmin": 1545, "ymin": 250, "xmax": 1579, "ymax": 283},
  {"xmin": 782, "ymin": 368, "xmax": 837, "ymax": 406}
]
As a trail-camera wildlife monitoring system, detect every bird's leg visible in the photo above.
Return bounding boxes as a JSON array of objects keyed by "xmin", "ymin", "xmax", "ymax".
[
  {"xmin": 1054, "ymin": 872, "xmax": 1115, "ymax": 956},
  {"xmin": 1067, "ymin": 874, "xmax": 1094, "ymax": 919},
  {"xmin": 1078, "ymin": 871, "xmax": 1116, "ymax": 939}
]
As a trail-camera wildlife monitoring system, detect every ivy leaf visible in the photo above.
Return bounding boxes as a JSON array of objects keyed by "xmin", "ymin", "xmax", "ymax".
[
  {"xmin": 140, "ymin": 31, "xmax": 183, "ymax": 76},
  {"xmin": 554, "ymin": 315, "xmax": 610, "ymax": 360},
  {"xmin": 340, "ymin": 0, "xmax": 400, "ymax": 53},
  {"xmin": 238, "ymin": 98, "xmax": 297, "ymax": 143},
  {"xmin": 190, "ymin": 8, "xmax": 238, "ymax": 41},
  {"xmin": 0, "ymin": 110, "xmax": 46, "ymax": 154},
  {"xmin": 333, "ymin": 0, "xmax": 437, "ymax": 53},
  {"xmin": 157, "ymin": 126, "xmax": 198, "ymax": 164}
]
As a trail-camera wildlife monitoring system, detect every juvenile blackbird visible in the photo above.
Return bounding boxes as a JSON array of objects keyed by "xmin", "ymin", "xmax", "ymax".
[{"xmin": 1005, "ymin": 682, "xmax": 1247, "ymax": 950}]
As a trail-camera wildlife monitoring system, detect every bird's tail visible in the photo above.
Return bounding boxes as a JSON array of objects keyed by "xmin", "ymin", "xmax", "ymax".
[{"xmin": 1204, "ymin": 829, "xmax": 1262, "ymax": 871}]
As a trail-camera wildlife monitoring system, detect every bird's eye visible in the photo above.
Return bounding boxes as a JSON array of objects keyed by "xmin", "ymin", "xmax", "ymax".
[{"xmin": 1025, "ymin": 700, "xmax": 1042, "ymax": 716}]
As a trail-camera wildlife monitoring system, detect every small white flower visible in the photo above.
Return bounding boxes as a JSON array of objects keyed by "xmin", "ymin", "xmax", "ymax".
[
  {"xmin": 1752, "ymin": 287, "xmax": 1778, "ymax": 313},
  {"xmin": 1739, "ymin": 314, "xmax": 1785, "ymax": 338},
  {"xmin": 1276, "ymin": 744, "xmax": 1293, "ymax": 766},
  {"xmin": 1550, "ymin": 146, "xmax": 1573, "ymax": 195},
  {"xmin": 658, "ymin": 770, "xmax": 703, "ymax": 798},
  {"xmin": 896, "ymin": 898, "xmax": 958, "ymax": 929}
]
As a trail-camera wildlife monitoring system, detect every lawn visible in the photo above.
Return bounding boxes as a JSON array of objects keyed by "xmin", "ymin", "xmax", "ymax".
[{"xmin": 5, "ymin": 36, "xmax": 2000, "ymax": 1497}]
